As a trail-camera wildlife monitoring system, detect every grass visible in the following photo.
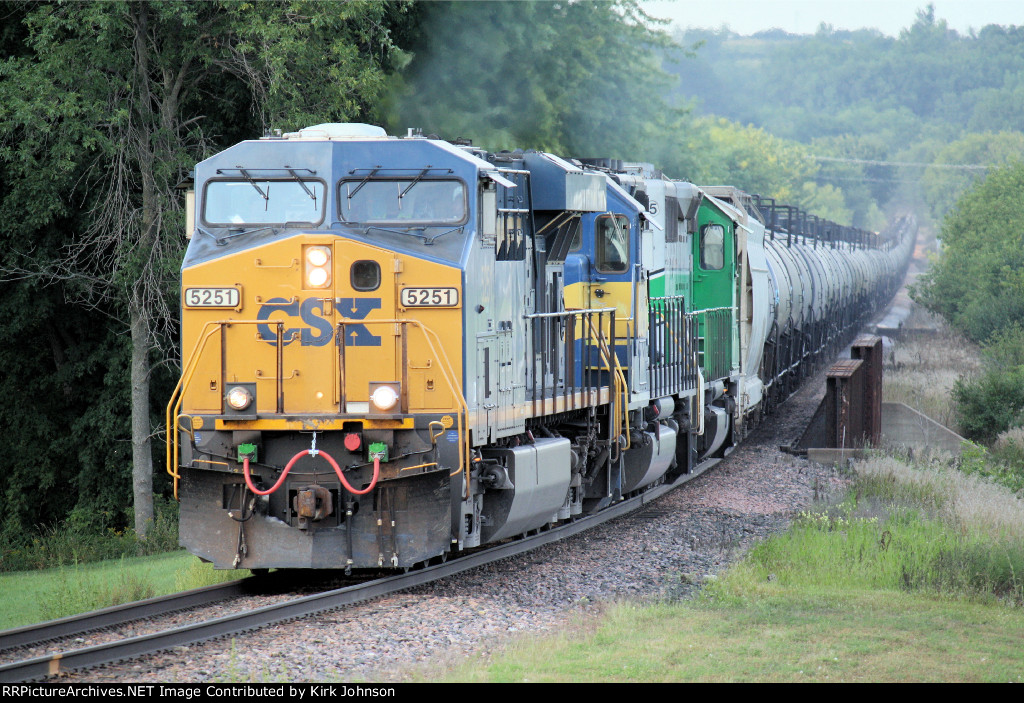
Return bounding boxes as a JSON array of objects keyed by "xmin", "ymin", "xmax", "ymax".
[
  {"xmin": 0, "ymin": 551, "xmax": 249, "ymax": 630},
  {"xmin": 437, "ymin": 596, "xmax": 1024, "ymax": 682},
  {"xmin": 883, "ymin": 310, "xmax": 981, "ymax": 433},
  {"xmin": 0, "ymin": 497, "xmax": 182, "ymax": 573},
  {"xmin": 722, "ymin": 455, "xmax": 1024, "ymax": 605},
  {"xmin": 430, "ymin": 452, "xmax": 1024, "ymax": 682}
]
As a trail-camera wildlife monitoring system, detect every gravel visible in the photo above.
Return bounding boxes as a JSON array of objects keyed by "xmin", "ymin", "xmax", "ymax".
[{"xmin": 56, "ymin": 366, "xmax": 848, "ymax": 684}]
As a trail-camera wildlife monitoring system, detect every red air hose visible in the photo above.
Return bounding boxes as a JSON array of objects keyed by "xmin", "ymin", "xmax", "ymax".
[{"xmin": 242, "ymin": 450, "xmax": 380, "ymax": 496}]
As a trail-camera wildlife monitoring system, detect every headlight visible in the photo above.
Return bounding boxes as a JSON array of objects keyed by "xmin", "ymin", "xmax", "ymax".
[
  {"xmin": 369, "ymin": 384, "xmax": 400, "ymax": 412},
  {"xmin": 226, "ymin": 386, "xmax": 253, "ymax": 411},
  {"xmin": 307, "ymin": 267, "xmax": 329, "ymax": 287},
  {"xmin": 304, "ymin": 245, "xmax": 332, "ymax": 289},
  {"xmin": 307, "ymin": 247, "xmax": 329, "ymax": 267}
]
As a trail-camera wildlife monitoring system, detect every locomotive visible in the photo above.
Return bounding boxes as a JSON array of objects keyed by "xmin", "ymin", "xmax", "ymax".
[{"xmin": 167, "ymin": 123, "xmax": 914, "ymax": 570}]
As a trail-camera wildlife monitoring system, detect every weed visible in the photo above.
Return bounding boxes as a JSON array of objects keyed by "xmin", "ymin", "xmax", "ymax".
[
  {"xmin": 1, "ymin": 496, "xmax": 182, "ymax": 573},
  {"xmin": 174, "ymin": 557, "xmax": 248, "ymax": 591},
  {"xmin": 38, "ymin": 559, "xmax": 156, "ymax": 621}
]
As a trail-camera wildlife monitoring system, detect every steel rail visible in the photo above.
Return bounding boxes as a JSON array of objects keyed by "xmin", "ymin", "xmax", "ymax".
[
  {"xmin": 0, "ymin": 579, "xmax": 251, "ymax": 652},
  {"xmin": 0, "ymin": 581, "xmax": 251, "ymax": 650},
  {"xmin": 0, "ymin": 459, "xmax": 720, "ymax": 683}
]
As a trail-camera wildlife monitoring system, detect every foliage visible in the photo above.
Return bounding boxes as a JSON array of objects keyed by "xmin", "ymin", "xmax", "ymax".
[
  {"xmin": 711, "ymin": 451, "xmax": 1024, "ymax": 606},
  {"xmin": 949, "ymin": 327, "xmax": 1024, "ymax": 447},
  {"xmin": 912, "ymin": 162, "xmax": 1024, "ymax": 344},
  {"xmin": 957, "ymin": 441, "xmax": 1024, "ymax": 497},
  {"xmin": 39, "ymin": 562, "xmax": 157, "ymax": 622},
  {"xmin": 920, "ymin": 131, "xmax": 1024, "ymax": 221},
  {"xmin": 662, "ymin": 117, "xmax": 818, "ymax": 203},
  {"xmin": 386, "ymin": 0, "xmax": 681, "ymax": 158},
  {"xmin": 0, "ymin": 550, "xmax": 239, "ymax": 630},
  {"xmin": 952, "ymin": 370, "xmax": 1024, "ymax": 445},
  {"xmin": 173, "ymin": 557, "xmax": 250, "ymax": 592},
  {"xmin": 673, "ymin": 8, "xmax": 1024, "ymax": 145},
  {"xmin": 0, "ymin": 495, "xmax": 180, "ymax": 572},
  {"xmin": 988, "ymin": 427, "xmax": 1024, "ymax": 496},
  {"xmin": 667, "ymin": 8, "xmax": 1024, "ymax": 226}
]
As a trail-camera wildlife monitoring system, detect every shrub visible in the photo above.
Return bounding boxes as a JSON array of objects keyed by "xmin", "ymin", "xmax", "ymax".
[
  {"xmin": 986, "ymin": 427, "xmax": 1024, "ymax": 496},
  {"xmin": 0, "ymin": 496, "xmax": 181, "ymax": 572},
  {"xmin": 952, "ymin": 367, "xmax": 1024, "ymax": 444}
]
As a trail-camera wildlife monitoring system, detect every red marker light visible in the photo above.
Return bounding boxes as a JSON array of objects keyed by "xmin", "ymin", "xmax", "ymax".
[{"xmin": 344, "ymin": 433, "xmax": 362, "ymax": 452}]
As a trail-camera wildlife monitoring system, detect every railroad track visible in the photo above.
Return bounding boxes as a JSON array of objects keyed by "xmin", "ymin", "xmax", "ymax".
[{"xmin": 0, "ymin": 458, "xmax": 719, "ymax": 683}]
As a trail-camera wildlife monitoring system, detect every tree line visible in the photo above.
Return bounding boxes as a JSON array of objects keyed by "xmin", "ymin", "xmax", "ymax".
[{"xmin": 671, "ymin": 5, "xmax": 1024, "ymax": 226}]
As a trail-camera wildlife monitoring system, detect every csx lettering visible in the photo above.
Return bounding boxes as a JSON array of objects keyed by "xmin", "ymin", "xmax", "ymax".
[
  {"xmin": 337, "ymin": 298, "xmax": 382, "ymax": 346},
  {"xmin": 256, "ymin": 297, "xmax": 382, "ymax": 347}
]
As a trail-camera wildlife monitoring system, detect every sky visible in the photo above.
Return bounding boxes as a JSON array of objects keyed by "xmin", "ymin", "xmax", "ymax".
[{"xmin": 640, "ymin": 0, "xmax": 1024, "ymax": 36}]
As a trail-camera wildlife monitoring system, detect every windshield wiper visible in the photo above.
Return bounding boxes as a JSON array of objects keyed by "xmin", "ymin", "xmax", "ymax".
[
  {"xmin": 287, "ymin": 168, "xmax": 317, "ymax": 202},
  {"xmin": 362, "ymin": 225, "xmax": 425, "ymax": 237},
  {"xmin": 215, "ymin": 225, "xmax": 277, "ymax": 245},
  {"xmin": 194, "ymin": 225, "xmax": 218, "ymax": 241},
  {"xmin": 423, "ymin": 226, "xmax": 464, "ymax": 245},
  {"xmin": 347, "ymin": 168, "xmax": 379, "ymax": 200},
  {"xmin": 238, "ymin": 168, "xmax": 269, "ymax": 203},
  {"xmin": 361, "ymin": 224, "xmax": 464, "ymax": 245},
  {"xmin": 399, "ymin": 168, "xmax": 429, "ymax": 200}
]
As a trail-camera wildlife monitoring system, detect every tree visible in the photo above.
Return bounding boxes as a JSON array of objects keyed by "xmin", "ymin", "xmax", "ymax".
[
  {"xmin": 0, "ymin": 0, "xmax": 405, "ymax": 537},
  {"xmin": 912, "ymin": 161, "xmax": 1024, "ymax": 344},
  {"xmin": 665, "ymin": 117, "xmax": 821, "ymax": 206},
  {"xmin": 386, "ymin": 0, "xmax": 680, "ymax": 157},
  {"xmin": 920, "ymin": 131, "xmax": 1024, "ymax": 221}
]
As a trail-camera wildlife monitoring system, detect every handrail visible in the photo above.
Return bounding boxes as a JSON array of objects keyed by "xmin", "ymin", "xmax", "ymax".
[
  {"xmin": 166, "ymin": 320, "xmax": 285, "ymax": 499},
  {"xmin": 586, "ymin": 315, "xmax": 630, "ymax": 451},
  {"xmin": 524, "ymin": 306, "xmax": 617, "ymax": 417},
  {"xmin": 691, "ymin": 306, "xmax": 736, "ymax": 381},
  {"xmin": 649, "ymin": 295, "xmax": 699, "ymax": 397},
  {"xmin": 524, "ymin": 306, "xmax": 616, "ymax": 319}
]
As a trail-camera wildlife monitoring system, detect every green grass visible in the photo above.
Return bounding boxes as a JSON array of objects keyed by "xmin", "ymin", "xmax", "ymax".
[
  {"xmin": 0, "ymin": 551, "xmax": 248, "ymax": 630},
  {"xmin": 437, "ymin": 595, "xmax": 1024, "ymax": 682},
  {"xmin": 424, "ymin": 452, "xmax": 1024, "ymax": 683},
  {"xmin": 1, "ymin": 497, "xmax": 181, "ymax": 573}
]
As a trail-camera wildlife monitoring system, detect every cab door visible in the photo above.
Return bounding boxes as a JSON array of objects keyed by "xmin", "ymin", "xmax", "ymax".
[
  {"xmin": 692, "ymin": 203, "xmax": 736, "ymax": 381},
  {"xmin": 563, "ymin": 210, "xmax": 641, "ymax": 387},
  {"xmin": 591, "ymin": 212, "xmax": 637, "ymax": 367}
]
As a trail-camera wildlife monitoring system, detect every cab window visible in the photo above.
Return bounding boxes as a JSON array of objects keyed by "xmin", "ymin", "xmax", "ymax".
[
  {"xmin": 700, "ymin": 223, "xmax": 725, "ymax": 271},
  {"xmin": 203, "ymin": 179, "xmax": 325, "ymax": 226},
  {"xmin": 596, "ymin": 214, "xmax": 630, "ymax": 273},
  {"xmin": 339, "ymin": 179, "xmax": 466, "ymax": 225}
]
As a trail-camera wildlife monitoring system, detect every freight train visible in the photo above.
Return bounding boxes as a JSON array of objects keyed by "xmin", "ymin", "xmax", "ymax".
[{"xmin": 166, "ymin": 123, "xmax": 914, "ymax": 570}]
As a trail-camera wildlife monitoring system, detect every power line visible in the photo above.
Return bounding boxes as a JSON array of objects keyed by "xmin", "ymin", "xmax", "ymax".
[
  {"xmin": 810, "ymin": 155, "xmax": 990, "ymax": 171},
  {"xmin": 818, "ymin": 175, "xmax": 927, "ymax": 185}
]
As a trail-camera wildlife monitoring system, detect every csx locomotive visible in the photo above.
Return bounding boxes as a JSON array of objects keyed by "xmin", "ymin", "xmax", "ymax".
[{"xmin": 167, "ymin": 123, "xmax": 913, "ymax": 570}]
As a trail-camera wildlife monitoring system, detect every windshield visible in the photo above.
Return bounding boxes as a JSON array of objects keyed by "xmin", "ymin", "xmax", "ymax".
[
  {"xmin": 339, "ymin": 179, "xmax": 466, "ymax": 226},
  {"xmin": 203, "ymin": 179, "xmax": 326, "ymax": 226}
]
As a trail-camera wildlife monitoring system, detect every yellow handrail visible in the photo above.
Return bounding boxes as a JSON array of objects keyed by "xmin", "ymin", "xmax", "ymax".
[
  {"xmin": 586, "ymin": 315, "xmax": 631, "ymax": 451},
  {"xmin": 165, "ymin": 321, "xmax": 224, "ymax": 498}
]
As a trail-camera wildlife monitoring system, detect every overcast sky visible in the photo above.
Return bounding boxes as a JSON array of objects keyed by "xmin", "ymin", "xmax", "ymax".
[{"xmin": 640, "ymin": 0, "xmax": 1024, "ymax": 36}]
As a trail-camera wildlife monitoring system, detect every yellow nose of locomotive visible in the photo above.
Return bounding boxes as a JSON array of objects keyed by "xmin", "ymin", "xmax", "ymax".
[{"xmin": 177, "ymin": 236, "xmax": 462, "ymax": 421}]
